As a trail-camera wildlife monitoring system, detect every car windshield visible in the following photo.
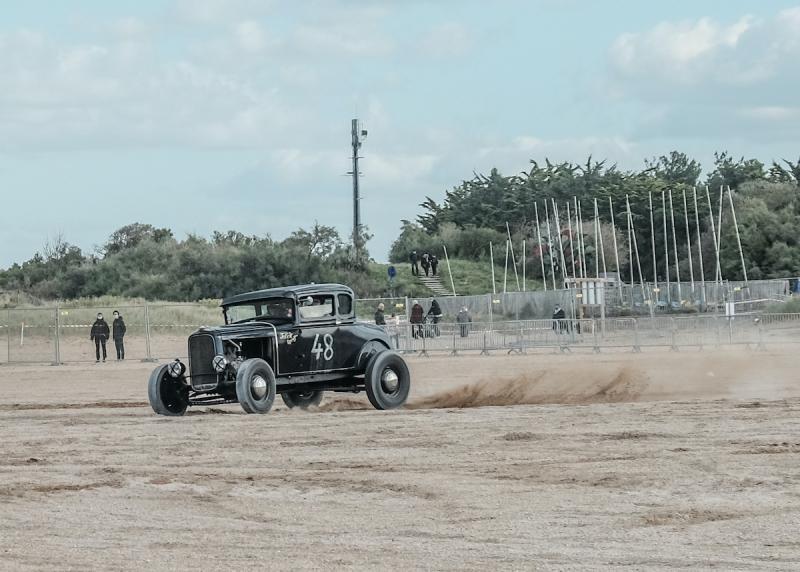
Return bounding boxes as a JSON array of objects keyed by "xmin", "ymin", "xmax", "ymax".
[{"xmin": 225, "ymin": 298, "xmax": 295, "ymax": 324}]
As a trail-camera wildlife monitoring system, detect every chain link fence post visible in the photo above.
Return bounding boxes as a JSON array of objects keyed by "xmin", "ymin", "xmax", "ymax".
[
  {"xmin": 5, "ymin": 309, "xmax": 10, "ymax": 365},
  {"xmin": 143, "ymin": 304, "xmax": 155, "ymax": 362},
  {"xmin": 52, "ymin": 307, "xmax": 61, "ymax": 366}
]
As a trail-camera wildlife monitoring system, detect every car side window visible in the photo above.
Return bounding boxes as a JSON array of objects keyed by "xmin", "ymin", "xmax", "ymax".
[
  {"xmin": 337, "ymin": 294, "xmax": 353, "ymax": 317},
  {"xmin": 298, "ymin": 295, "xmax": 335, "ymax": 320}
]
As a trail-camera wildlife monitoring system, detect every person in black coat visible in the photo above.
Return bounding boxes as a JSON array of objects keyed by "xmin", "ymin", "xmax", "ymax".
[
  {"xmin": 374, "ymin": 303, "xmax": 386, "ymax": 326},
  {"xmin": 90, "ymin": 313, "xmax": 110, "ymax": 363},
  {"xmin": 112, "ymin": 310, "xmax": 127, "ymax": 360},
  {"xmin": 409, "ymin": 250, "xmax": 419, "ymax": 276},
  {"xmin": 430, "ymin": 255, "xmax": 439, "ymax": 276},
  {"xmin": 421, "ymin": 252, "xmax": 430, "ymax": 277},
  {"xmin": 427, "ymin": 299, "xmax": 443, "ymax": 337},
  {"xmin": 552, "ymin": 304, "xmax": 566, "ymax": 334}
]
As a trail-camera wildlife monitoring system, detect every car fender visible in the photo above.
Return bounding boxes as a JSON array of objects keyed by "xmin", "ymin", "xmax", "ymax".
[{"xmin": 355, "ymin": 339, "xmax": 390, "ymax": 372}]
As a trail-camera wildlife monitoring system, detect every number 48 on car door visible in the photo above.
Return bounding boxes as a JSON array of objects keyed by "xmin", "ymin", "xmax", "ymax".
[{"xmin": 311, "ymin": 333, "xmax": 334, "ymax": 361}]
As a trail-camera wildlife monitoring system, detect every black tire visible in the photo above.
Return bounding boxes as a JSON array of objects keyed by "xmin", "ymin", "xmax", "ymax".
[
  {"xmin": 281, "ymin": 390, "xmax": 324, "ymax": 409},
  {"xmin": 236, "ymin": 358, "xmax": 276, "ymax": 414},
  {"xmin": 364, "ymin": 351, "xmax": 411, "ymax": 410},
  {"xmin": 148, "ymin": 364, "xmax": 189, "ymax": 416}
]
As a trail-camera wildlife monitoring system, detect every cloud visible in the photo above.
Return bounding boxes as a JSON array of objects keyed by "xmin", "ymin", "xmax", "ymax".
[
  {"xmin": 607, "ymin": 8, "xmax": 800, "ymax": 141},
  {"xmin": 418, "ymin": 22, "xmax": 472, "ymax": 58}
]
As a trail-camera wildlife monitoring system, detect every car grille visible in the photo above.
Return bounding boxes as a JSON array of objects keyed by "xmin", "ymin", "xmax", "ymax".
[{"xmin": 189, "ymin": 334, "xmax": 218, "ymax": 389}]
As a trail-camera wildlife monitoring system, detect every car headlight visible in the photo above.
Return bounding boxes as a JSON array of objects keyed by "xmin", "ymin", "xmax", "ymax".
[
  {"xmin": 168, "ymin": 359, "xmax": 185, "ymax": 378},
  {"xmin": 212, "ymin": 355, "xmax": 228, "ymax": 373}
]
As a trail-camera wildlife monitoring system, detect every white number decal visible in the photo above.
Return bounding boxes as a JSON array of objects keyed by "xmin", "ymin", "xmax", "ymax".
[{"xmin": 312, "ymin": 333, "xmax": 334, "ymax": 361}]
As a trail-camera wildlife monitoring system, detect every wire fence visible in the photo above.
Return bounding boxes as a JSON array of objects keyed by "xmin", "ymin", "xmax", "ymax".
[{"xmin": 1, "ymin": 301, "xmax": 799, "ymax": 364}]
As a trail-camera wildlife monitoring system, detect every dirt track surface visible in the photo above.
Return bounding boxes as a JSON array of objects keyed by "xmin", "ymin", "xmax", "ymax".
[{"xmin": 2, "ymin": 351, "xmax": 800, "ymax": 570}]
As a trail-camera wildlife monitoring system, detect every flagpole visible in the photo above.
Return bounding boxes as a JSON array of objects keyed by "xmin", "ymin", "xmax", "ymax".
[
  {"xmin": 534, "ymin": 202, "xmax": 547, "ymax": 291},
  {"xmin": 692, "ymin": 187, "xmax": 706, "ymax": 306},
  {"xmin": 566, "ymin": 202, "xmax": 577, "ymax": 282},
  {"xmin": 682, "ymin": 188, "xmax": 695, "ymax": 294},
  {"xmin": 668, "ymin": 190, "xmax": 682, "ymax": 302},
  {"xmin": 727, "ymin": 186, "xmax": 748, "ymax": 283},
  {"xmin": 661, "ymin": 191, "xmax": 671, "ymax": 304},
  {"xmin": 544, "ymin": 200, "xmax": 557, "ymax": 291}
]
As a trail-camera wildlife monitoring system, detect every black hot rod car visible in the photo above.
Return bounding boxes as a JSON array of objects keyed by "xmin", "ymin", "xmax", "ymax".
[{"xmin": 147, "ymin": 283, "xmax": 410, "ymax": 415}]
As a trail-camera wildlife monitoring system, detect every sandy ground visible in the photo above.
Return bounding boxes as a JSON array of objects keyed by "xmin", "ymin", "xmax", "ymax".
[{"xmin": 1, "ymin": 350, "xmax": 800, "ymax": 570}]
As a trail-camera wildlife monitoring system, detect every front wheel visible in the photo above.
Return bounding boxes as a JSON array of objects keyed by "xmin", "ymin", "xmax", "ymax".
[
  {"xmin": 364, "ymin": 351, "xmax": 411, "ymax": 410},
  {"xmin": 236, "ymin": 358, "xmax": 277, "ymax": 414},
  {"xmin": 281, "ymin": 390, "xmax": 324, "ymax": 409},
  {"xmin": 148, "ymin": 364, "xmax": 189, "ymax": 416}
]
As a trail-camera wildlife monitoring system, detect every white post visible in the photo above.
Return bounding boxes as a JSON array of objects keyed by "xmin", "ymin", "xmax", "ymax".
[
  {"xmin": 727, "ymin": 186, "xmax": 748, "ymax": 283},
  {"xmin": 662, "ymin": 191, "xmax": 671, "ymax": 303},
  {"xmin": 716, "ymin": 185, "xmax": 724, "ymax": 284},
  {"xmin": 668, "ymin": 190, "xmax": 682, "ymax": 301},
  {"xmin": 489, "ymin": 242, "xmax": 496, "ymax": 295},
  {"xmin": 648, "ymin": 192, "xmax": 658, "ymax": 289},
  {"xmin": 693, "ymin": 187, "xmax": 706, "ymax": 305},
  {"xmin": 443, "ymin": 244, "xmax": 457, "ymax": 296},
  {"xmin": 595, "ymin": 198, "xmax": 607, "ymax": 279},
  {"xmin": 608, "ymin": 197, "xmax": 621, "ymax": 289},
  {"xmin": 593, "ymin": 199, "xmax": 600, "ymax": 279},
  {"xmin": 552, "ymin": 199, "xmax": 567, "ymax": 287},
  {"xmin": 626, "ymin": 197, "xmax": 634, "ymax": 287},
  {"xmin": 544, "ymin": 200, "xmax": 557, "ymax": 291},
  {"xmin": 506, "ymin": 222, "xmax": 520, "ymax": 291},
  {"xmin": 503, "ymin": 239, "xmax": 509, "ymax": 294},
  {"xmin": 682, "ymin": 188, "xmax": 695, "ymax": 293},
  {"xmin": 627, "ymin": 195, "xmax": 651, "ymax": 316},
  {"xmin": 566, "ymin": 202, "xmax": 577, "ymax": 281},
  {"xmin": 522, "ymin": 239, "xmax": 526, "ymax": 291},
  {"xmin": 534, "ymin": 202, "xmax": 547, "ymax": 291},
  {"xmin": 705, "ymin": 185, "xmax": 723, "ymax": 287},
  {"xmin": 577, "ymin": 199, "xmax": 587, "ymax": 279},
  {"xmin": 574, "ymin": 196, "xmax": 584, "ymax": 278},
  {"xmin": 20, "ymin": 321, "xmax": 24, "ymax": 347}
]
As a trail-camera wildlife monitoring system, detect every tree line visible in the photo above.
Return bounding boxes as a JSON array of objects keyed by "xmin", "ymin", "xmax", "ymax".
[
  {"xmin": 391, "ymin": 152, "xmax": 800, "ymax": 283},
  {"xmin": 0, "ymin": 222, "xmax": 380, "ymax": 301}
]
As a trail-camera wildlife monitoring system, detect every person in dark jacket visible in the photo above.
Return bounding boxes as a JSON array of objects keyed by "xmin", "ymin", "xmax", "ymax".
[
  {"xmin": 421, "ymin": 252, "xmax": 430, "ymax": 277},
  {"xmin": 427, "ymin": 299, "xmax": 443, "ymax": 337},
  {"xmin": 552, "ymin": 304, "xmax": 566, "ymax": 334},
  {"xmin": 409, "ymin": 250, "xmax": 419, "ymax": 276},
  {"xmin": 410, "ymin": 300, "xmax": 424, "ymax": 339},
  {"xmin": 112, "ymin": 310, "xmax": 127, "ymax": 360},
  {"xmin": 456, "ymin": 306, "xmax": 472, "ymax": 337},
  {"xmin": 374, "ymin": 303, "xmax": 386, "ymax": 325},
  {"xmin": 430, "ymin": 254, "xmax": 439, "ymax": 277},
  {"xmin": 90, "ymin": 313, "xmax": 110, "ymax": 363}
]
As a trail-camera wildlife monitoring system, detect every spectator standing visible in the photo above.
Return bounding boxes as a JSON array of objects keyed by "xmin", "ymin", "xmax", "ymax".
[
  {"xmin": 456, "ymin": 306, "xmax": 472, "ymax": 337},
  {"xmin": 374, "ymin": 303, "xmax": 386, "ymax": 325},
  {"xmin": 409, "ymin": 250, "xmax": 419, "ymax": 276},
  {"xmin": 421, "ymin": 252, "xmax": 430, "ymax": 277},
  {"xmin": 90, "ymin": 313, "xmax": 110, "ymax": 363},
  {"xmin": 430, "ymin": 254, "xmax": 439, "ymax": 277},
  {"xmin": 552, "ymin": 304, "xmax": 566, "ymax": 334},
  {"xmin": 427, "ymin": 299, "xmax": 443, "ymax": 337},
  {"xmin": 112, "ymin": 310, "xmax": 127, "ymax": 361},
  {"xmin": 410, "ymin": 300, "xmax": 424, "ymax": 339}
]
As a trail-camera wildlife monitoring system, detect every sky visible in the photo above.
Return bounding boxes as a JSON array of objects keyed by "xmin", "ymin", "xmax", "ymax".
[{"xmin": 2, "ymin": 0, "xmax": 800, "ymax": 267}]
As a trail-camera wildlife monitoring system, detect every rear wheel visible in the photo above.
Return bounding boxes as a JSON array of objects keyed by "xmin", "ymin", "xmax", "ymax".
[
  {"xmin": 236, "ymin": 359, "xmax": 277, "ymax": 414},
  {"xmin": 148, "ymin": 364, "xmax": 189, "ymax": 416},
  {"xmin": 364, "ymin": 351, "xmax": 411, "ymax": 410},
  {"xmin": 281, "ymin": 390, "xmax": 324, "ymax": 409}
]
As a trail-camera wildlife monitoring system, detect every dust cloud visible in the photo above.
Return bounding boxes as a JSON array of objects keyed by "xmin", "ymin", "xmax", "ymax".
[{"xmin": 406, "ymin": 367, "xmax": 648, "ymax": 410}]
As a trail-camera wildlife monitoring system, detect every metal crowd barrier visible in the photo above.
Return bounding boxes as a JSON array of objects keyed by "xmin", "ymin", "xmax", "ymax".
[
  {"xmin": 389, "ymin": 314, "xmax": 800, "ymax": 355},
  {"xmin": 1, "ymin": 309, "xmax": 799, "ymax": 365}
]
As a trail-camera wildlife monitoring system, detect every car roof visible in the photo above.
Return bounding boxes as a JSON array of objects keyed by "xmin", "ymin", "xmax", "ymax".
[{"xmin": 221, "ymin": 283, "xmax": 354, "ymax": 306}]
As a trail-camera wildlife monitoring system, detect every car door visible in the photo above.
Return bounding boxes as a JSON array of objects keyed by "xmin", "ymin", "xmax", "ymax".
[{"xmin": 292, "ymin": 293, "xmax": 343, "ymax": 374}]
